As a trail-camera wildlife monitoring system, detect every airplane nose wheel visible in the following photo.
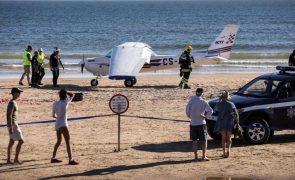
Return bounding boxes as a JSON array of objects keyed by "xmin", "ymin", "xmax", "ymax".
[
  {"xmin": 124, "ymin": 78, "xmax": 137, "ymax": 87},
  {"xmin": 90, "ymin": 79, "xmax": 99, "ymax": 86}
]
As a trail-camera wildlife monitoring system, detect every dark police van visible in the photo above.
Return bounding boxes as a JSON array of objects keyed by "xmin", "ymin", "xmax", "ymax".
[{"xmin": 206, "ymin": 66, "xmax": 295, "ymax": 144}]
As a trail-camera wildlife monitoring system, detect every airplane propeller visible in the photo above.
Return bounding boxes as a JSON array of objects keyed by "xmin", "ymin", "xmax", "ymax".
[{"xmin": 81, "ymin": 54, "xmax": 85, "ymax": 74}]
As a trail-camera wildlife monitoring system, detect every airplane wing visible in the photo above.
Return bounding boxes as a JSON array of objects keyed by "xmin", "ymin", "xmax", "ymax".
[{"xmin": 109, "ymin": 42, "xmax": 152, "ymax": 80}]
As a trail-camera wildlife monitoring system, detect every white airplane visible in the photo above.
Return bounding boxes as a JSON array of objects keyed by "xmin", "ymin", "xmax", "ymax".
[{"xmin": 80, "ymin": 24, "xmax": 239, "ymax": 87}]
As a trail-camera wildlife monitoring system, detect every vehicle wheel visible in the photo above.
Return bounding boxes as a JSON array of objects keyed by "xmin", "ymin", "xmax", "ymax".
[
  {"xmin": 243, "ymin": 117, "xmax": 270, "ymax": 145},
  {"xmin": 133, "ymin": 78, "xmax": 137, "ymax": 85},
  {"xmin": 124, "ymin": 79, "xmax": 134, "ymax": 87},
  {"xmin": 90, "ymin": 79, "xmax": 98, "ymax": 86},
  {"xmin": 207, "ymin": 125, "xmax": 221, "ymax": 140}
]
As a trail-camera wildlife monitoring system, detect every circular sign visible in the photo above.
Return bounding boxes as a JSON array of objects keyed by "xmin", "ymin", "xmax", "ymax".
[{"xmin": 109, "ymin": 94, "xmax": 129, "ymax": 114}]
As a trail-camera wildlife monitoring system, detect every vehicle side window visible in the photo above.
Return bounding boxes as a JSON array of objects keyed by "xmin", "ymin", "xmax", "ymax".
[{"xmin": 277, "ymin": 84, "xmax": 289, "ymax": 99}]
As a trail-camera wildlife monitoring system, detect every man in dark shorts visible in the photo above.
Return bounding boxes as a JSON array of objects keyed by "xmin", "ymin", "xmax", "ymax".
[{"xmin": 186, "ymin": 88, "xmax": 213, "ymax": 161}]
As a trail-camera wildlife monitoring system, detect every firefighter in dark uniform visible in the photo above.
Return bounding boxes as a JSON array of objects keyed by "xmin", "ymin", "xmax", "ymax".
[
  {"xmin": 179, "ymin": 45, "xmax": 193, "ymax": 89},
  {"xmin": 288, "ymin": 49, "xmax": 295, "ymax": 66}
]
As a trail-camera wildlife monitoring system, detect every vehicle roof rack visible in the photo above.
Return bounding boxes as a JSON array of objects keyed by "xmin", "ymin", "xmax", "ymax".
[{"xmin": 276, "ymin": 66, "xmax": 295, "ymax": 74}]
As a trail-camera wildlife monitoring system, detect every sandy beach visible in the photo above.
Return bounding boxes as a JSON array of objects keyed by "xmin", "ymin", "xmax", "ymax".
[{"xmin": 0, "ymin": 74, "xmax": 294, "ymax": 180}]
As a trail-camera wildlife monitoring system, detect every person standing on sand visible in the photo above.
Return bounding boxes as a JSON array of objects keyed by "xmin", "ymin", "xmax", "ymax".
[
  {"xmin": 7, "ymin": 88, "xmax": 24, "ymax": 164},
  {"xmin": 19, "ymin": 45, "xmax": 32, "ymax": 86},
  {"xmin": 31, "ymin": 51, "xmax": 40, "ymax": 88},
  {"xmin": 49, "ymin": 47, "xmax": 64, "ymax": 87},
  {"xmin": 288, "ymin": 49, "xmax": 295, "ymax": 66},
  {"xmin": 214, "ymin": 91, "xmax": 239, "ymax": 158},
  {"xmin": 179, "ymin": 45, "xmax": 193, "ymax": 89},
  {"xmin": 37, "ymin": 48, "xmax": 49, "ymax": 85},
  {"xmin": 186, "ymin": 88, "xmax": 213, "ymax": 161},
  {"xmin": 51, "ymin": 89, "xmax": 79, "ymax": 165}
]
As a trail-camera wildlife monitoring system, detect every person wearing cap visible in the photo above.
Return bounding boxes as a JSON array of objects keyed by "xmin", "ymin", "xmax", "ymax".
[
  {"xmin": 179, "ymin": 45, "xmax": 193, "ymax": 89},
  {"xmin": 37, "ymin": 48, "xmax": 49, "ymax": 85},
  {"xmin": 49, "ymin": 47, "xmax": 64, "ymax": 87},
  {"xmin": 51, "ymin": 89, "xmax": 79, "ymax": 165},
  {"xmin": 7, "ymin": 88, "xmax": 24, "ymax": 164},
  {"xmin": 288, "ymin": 49, "xmax": 295, "ymax": 66},
  {"xmin": 31, "ymin": 51, "xmax": 40, "ymax": 88},
  {"xmin": 186, "ymin": 88, "xmax": 213, "ymax": 161},
  {"xmin": 213, "ymin": 91, "xmax": 239, "ymax": 158},
  {"xmin": 19, "ymin": 45, "xmax": 32, "ymax": 86}
]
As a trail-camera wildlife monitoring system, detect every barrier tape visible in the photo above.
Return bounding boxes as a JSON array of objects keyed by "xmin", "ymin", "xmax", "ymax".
[
  {"xmin": 1, "ymin": 114, "xmax": 294, "ymax": 131},
  {"xmin": 0, "ymin": 114, "xmax": 114, "ymax": 128},
  {"xmin": 121, "ymin": 115, "xmax": 295, "ymax": 131},
  {"xmin": 121, "ymin": 115, "xmax": 190, "ymax": 123}
]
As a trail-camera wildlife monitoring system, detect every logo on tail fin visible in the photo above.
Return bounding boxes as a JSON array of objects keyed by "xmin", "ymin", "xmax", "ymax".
[{"xmin": 226, "ymin": 33, "xmax": 236, "ymax": 44}]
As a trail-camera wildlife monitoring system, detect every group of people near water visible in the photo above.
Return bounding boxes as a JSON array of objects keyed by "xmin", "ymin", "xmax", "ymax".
[{"xmin": 19, "ymin": 45, "xmax": 64, "ymax": 88}]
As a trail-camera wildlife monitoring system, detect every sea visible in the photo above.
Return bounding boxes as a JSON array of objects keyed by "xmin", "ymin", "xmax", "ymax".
[{"xmin": 0, "ymin": 0, "xmax": 294, "ymax": 79}]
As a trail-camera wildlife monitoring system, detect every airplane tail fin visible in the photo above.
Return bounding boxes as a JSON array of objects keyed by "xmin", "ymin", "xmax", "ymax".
[{"xmin": 207, "ymin": 24, "xmax": 239, "ymax": 59}]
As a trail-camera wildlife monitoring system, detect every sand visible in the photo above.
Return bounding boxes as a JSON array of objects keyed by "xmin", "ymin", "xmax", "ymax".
[{"xmin": 0, "ymin": 74, "xmax": 294, "ymax": 180}]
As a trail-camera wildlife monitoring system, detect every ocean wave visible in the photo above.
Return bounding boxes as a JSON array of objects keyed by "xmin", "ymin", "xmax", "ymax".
[
  {"xmin": 230, "ymin": 53, "xmax": 289, "ymax": 59},
  {"xmin": 222, "ymin": 59, "xmax": 287, "ymax": 64},
  {"xmin": 0, "ymin": 53, "xmax": 99, "ymax": 59}
]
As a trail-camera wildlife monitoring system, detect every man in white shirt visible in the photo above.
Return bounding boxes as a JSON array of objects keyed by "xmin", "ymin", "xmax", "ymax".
[
  {"xmin": 51, "ymin": 89, "xmax": 79, "ymax": 165},
  {"xmin": 186, "ymin": 88, "xmax": 213, "ymax": 161}
]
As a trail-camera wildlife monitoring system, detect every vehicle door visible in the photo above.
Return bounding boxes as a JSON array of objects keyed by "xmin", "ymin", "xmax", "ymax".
[{"xmin": 273, "ymin": 80, "xmax": 295, "ymax": 129}]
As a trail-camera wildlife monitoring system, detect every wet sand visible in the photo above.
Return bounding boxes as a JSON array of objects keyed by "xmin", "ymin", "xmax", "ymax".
[{"xmin": 0, "ymin": 74, "xmax": 294, "ymax": 180}]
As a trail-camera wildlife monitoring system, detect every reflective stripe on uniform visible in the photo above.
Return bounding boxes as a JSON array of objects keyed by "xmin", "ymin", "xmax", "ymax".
[
  {"xmin": 38, "ymin": 53, "xmax": 45, "ymax": 65},
  {"xmin": 181, "ymin": 77, "xmax": 188, "ymax": 84},
  {"xmin": 181, "ymin": 69, "xmax": 191, "ymax": 72}
]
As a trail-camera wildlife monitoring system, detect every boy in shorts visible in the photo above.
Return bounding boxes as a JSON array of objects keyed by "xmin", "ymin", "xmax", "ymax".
[{"xmin": 7, "ymin": 88, "xmax": 24, "ymax": 164}]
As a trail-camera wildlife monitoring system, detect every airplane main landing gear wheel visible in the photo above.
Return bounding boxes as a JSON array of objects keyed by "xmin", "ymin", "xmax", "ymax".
[
  {"xmin": 124, "ymin": 79, "xmax": 135, "ymax": 87},
  {"xmin": 90, "ymin": 79, "xmax": 98, "ymax": 86}
]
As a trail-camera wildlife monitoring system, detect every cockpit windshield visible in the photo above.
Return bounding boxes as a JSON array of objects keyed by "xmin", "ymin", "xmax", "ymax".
[
  {"xmin": 105, "ymin": 50, "xmax": 112, "ymax": 58},
  {"xmin": 237, "ymin": 78, "xmax": 283, "ymax": 97}
]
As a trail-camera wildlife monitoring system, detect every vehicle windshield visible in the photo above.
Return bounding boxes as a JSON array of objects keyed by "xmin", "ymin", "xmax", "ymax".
[{"xmin": 237, "ymin": 78, "xmax": 282, "ymax": 97}]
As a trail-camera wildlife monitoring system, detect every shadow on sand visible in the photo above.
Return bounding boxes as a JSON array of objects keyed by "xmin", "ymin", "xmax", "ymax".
[
  {"xmin": 37, "ymin": 84, "xmax": 179, "ymax": 91},
  {"xmin": 39, "ymin": 159, "xmax": 194, "ymax": 180},
  {"xmin": 132, "ymin": 139, "xmax": 244, "ymax": 153},
  {"xmin": 132, "ymin": 133, "xmax": 295, "ymax": 153}
]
